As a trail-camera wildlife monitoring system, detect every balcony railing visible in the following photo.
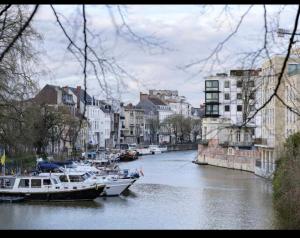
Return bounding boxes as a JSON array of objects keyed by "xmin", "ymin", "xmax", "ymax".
[
  {"xmin": 228, "ymin": 141, "xmax": 253, "ymax": 147},
  {"xmin": 254, "ymin": 138, "xmax": 268, "ymax": 145},
  {"xmin": 219, "ymin": 140, "xmax": 253, "ymax": 147}
]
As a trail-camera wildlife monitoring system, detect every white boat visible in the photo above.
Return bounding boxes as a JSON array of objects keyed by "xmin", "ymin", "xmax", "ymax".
[
  {"xmin": 149, "ymin": 145, "xmax": 162, "ymax": 154},
  {"xmin": 0, "ymin": 175, "xmax": 104, "ymax": 202},
  {"xmin": 136, "ymin": 147, "xmax": 152, "ymax": 155},
  {"xmin": 159, "ymin": 145, "xmax": 168, "ymax": 152},
  {"xmin": 39, "ymin": 171, "xmax": 131, "ymax": 197}
]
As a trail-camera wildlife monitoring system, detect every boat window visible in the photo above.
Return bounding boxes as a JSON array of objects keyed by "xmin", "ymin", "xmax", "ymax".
[
  {"xmin": 69, "ymin": 175, "xmax": 84, "ymax": 182},
  {"xmin": 0, "ymin": 178, "xmax": 15, "ymax": 189},
  {"xmin": 31, "ymin": 179, "xmax": 42, "ymax": 188},
  {"xmin": 18, "ymin": 179, "xmax": 30, "ymax": 188},
  {"xmin": 83, "ymin": 173, "xmax": 91, "ymax": 179},
  {"xmin": 43, "ymin": 179, "xmax": 52, "ymax": 185},
  {"xmin": 52, "ymin": 178, "xmax": 58, "ymax": 184},
  {"xmin": 59, "ymin": 175, "xmax": 69, "ymax": 182}
]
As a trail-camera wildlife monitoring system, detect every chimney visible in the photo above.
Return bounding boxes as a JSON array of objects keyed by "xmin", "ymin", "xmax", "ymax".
[
  {"xmin": 76, "ymin": 86, "xmax": 81, "ymax": 109},
  {"xmin": 62, "ymin": 85, "xmax": 68, "ymax": 92},
  {"xmin": 140, "ymin": 92, "xmax": 149, "ymax": 101}
]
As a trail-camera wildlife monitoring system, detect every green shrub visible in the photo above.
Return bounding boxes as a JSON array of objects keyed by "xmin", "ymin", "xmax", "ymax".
[{"xmin": 273, "ymin": 132, "xmax": 300, "ymax": 229}]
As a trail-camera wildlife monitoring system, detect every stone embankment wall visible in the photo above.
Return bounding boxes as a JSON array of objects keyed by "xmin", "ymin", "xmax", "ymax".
[
  {"xmin": 167, "ymin": 143, "xmax": 198, "ymax": 151},
  {"xmin": 197, "ymin": 140, "xmax": 260, "ymax": 173}
]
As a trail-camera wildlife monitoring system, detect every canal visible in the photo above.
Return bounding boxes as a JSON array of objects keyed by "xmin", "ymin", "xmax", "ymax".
[{"xmin": 0, "ymin": 150, "xmax": 278, "ymax": 229}]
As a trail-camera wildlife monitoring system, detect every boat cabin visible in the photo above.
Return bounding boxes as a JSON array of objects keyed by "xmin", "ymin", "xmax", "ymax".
[{"xmin": 0, "ymin": 176, "xmax": 60, "ymax": 190}]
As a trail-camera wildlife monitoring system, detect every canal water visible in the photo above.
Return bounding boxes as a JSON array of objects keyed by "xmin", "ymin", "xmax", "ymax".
[{"xmin": 0, "ymin": 150, "xmax": 278, "ymax": 229}]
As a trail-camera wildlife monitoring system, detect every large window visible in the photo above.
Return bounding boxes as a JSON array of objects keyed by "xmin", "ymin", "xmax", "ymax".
[
  {"xmin": 205, "ymin": 104, "xmax": 219, "ymax": 116},
  {"xmin": 206, "ymin": 92, "xmax": 219, "ymax": 102},
  {"xmin": 288, "ymin": 64, "xmax": 300, "ymax": 76},
  {"xmin": 205, "ymin": 80, "xmax": 219, "ymax": 91}
]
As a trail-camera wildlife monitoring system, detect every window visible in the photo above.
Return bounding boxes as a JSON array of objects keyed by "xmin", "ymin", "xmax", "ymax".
[
  {"xmin": 31, "ymin": 179, "xmax": 41, "ymax": 188},
  {"xmin": 224, "ymin": 93, "xmax": 230, "ymax": 100},
  {"xmin": 224, "ymin": 105, "xmax": 230, "ymax": 112},
  {"xmin": 69, "ymin": 176, "xmax": 84, "ymax": 182},
  {"xmin": 205, "ymin": 104, "xmax": 219, "ymax": 116},
  {"xmin": 249, "ymin": 92, "xmax": 255, "ymax": 100},
  {"xmin": 288, "ymin": 64, "xmax": 300, "ymax": 76},
  {"xmin": 250, "ymin": 105, "xmax": 255, "ymax": 111},
  {"xmin": 236, "ymin": 130, "xmax": 241, "ymax": 142},
  {"xmin": 43, "ymin": 179, "xmax": 51, "ymax": 185},
  {"xmin": 237, "ymin": 93, "xmax": 242, "ymax": 100},
  {"xmin": 237, "ymin": 105, "xmax": 243, "ymax": 111},
  {"xmin": 205, "ymin": 80, "xmax": 219, "ymax": 91},
  {"xmin": 248, "ymin": 80, "xmax": 255, "ymax": 87},
  {"xmin": 18, "ymin": 179, "xmax": 29, "ymax": 188},
  {"xmin": 224, "ymin": 81, "xmax": 230, "ymax": 88},
  {"xmin": 206, "ymin": 92, "xmax": 219, "ymax": 102},
  {"xmin": 59, "ymin": 175, "xmax": 68, "ymax": 183},
  {"xmin": 237, "ymin": 81, "xmax": 243, "ymax": 88}
]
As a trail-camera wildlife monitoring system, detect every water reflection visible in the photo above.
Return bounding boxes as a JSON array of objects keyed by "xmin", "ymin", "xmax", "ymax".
[
  {"xmin": 20, "ymin": 200, "xmax": 103, "ymax": 208},
  {"xmin": 0, "ymin": 150, "xmax": 278, "ymax": 229}
]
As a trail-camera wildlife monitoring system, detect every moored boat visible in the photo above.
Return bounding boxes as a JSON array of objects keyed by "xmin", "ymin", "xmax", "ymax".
[{"xmin": 0, "ymin": 175, "xmax": 104, "ymax": 202}]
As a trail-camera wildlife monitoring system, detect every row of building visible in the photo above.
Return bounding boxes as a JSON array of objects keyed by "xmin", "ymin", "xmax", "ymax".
[
  {"xmin": 197, "ymin": 52, "xmax": 300, "ymax": 179},
  {"xmin": 33, "ymin": 85, "xmax": 203, "ymax": 155}
]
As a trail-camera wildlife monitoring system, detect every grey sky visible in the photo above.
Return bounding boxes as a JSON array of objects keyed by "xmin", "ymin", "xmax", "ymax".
[{"xmin": 32, "ymin": 4, "xmax": 299, "ymax": 107}]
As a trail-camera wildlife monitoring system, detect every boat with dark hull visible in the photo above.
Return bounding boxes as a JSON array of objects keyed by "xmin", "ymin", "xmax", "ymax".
[{"xmin": 0, "ymin": 176, "xmax": 104, "ymax": 202}]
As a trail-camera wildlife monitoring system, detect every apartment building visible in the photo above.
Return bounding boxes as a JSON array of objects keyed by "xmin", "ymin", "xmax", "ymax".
[
  {"xmin": 149, "ymin": 89, "xmax": 192, "ymax": 118},
  {"xmin": 204, "ymin": 70, "xmax": 259, "ymax": 126},
  {"xmin": 255, "ymin": 55, "xmax": 300, "ymax": 178},
  {"xmin": 123, "ymin": 103, "xmax": 145, "ymax": 144}
]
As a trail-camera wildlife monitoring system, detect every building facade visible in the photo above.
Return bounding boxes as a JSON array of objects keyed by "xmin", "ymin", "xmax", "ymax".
[
  {"xmin": 255, "ymin": 55, "xmax": 300, "ymax": 178},
  {"xmin": 123, "ymin": 103, "xmax": 145, "ymax": 144},
  {"xmin": 34, "ymin": 84, "xmax": 88, "ymax": 155}
]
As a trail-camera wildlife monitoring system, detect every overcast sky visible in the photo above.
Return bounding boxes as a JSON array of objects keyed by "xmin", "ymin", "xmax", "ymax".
[{"xmin": 31, "ymin": 4, "xmax": 299, "ymax": 107}]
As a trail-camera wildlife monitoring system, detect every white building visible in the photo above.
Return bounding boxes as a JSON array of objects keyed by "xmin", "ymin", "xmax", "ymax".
[
  {"xmin": 149, "ymin": 89, "xmax": 192, "ymax": 118},
  {"xmin": 69, "ymin": 86, "xmax": 111, "ymax": 148},
  {"xmin": 255, "ymin": 54, "xmax": 300, "ymax": 178},
  {"xmin": 204, "ymin": 70, "xmax": 260, "ymax": 127}
]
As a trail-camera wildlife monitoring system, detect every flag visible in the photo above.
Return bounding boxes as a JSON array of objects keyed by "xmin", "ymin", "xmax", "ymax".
[{"xmin": 0, "ymin": 151, "xmax": 5, "ymax": 166}]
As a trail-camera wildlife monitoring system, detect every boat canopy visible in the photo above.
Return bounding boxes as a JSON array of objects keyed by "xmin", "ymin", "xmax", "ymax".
[{"xmin": 37, "ymin": 162, "xmax": 62, "ymax": 172}]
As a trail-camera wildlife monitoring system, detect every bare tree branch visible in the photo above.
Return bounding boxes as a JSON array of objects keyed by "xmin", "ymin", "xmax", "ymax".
[
  {"xmin": 0, "ymin": 4, "xmax": 11, "ymax": 17},
  {"xmin": 244, "ymin": 5, "xmax": 300, "ymax": 126},
  {"xmin": 0, "ymin": 5, "xmax": 39, "ymax": 62}
]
